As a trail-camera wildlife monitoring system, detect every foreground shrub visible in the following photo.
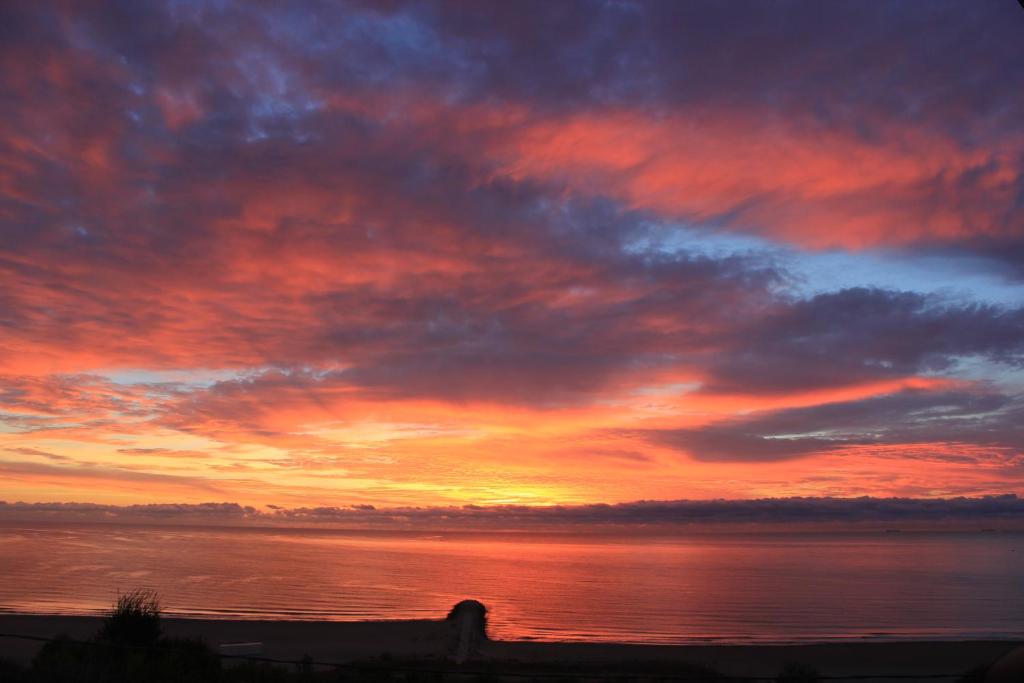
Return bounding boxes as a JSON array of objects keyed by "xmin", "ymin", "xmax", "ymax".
[
  {"xmin": 31, "ymin": 635, "xmax": 221, "ymax": 683},
  {"xmin": 957, "ymin": 665, "xmax": 989, "ymax": 683},
  {"xmin": 221, "ymin": 661, "xmax": 293, "ymax": 683},
  {"xmin": 97, "ymin": 589, "xmax": 162, "ymax": 647},
  {"xmin": 28, "ymin": 592, "xmax": 221, "ymax": 683},
  {"xmin": 776, "ymin": 661, "xmax": 820, "ymax": 683},
  {"xmin": 0, "ymin": 656, "xmax": 28, "ymax": 683}
]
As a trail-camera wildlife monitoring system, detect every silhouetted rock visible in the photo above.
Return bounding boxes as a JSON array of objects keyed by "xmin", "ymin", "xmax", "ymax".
[
  {"xmin": 446, "ymin": 600, "xmax": 488, "ymax": 663},
  {"xmin": 446, "ymin": 600, "xmax": 488, "ymax": 636}
]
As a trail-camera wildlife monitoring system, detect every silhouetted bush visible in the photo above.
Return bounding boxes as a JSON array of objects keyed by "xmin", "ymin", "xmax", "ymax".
[
  {"xmin": 25, "ymin": 593, "xmax": 222, "ymax": 683},
  {"xmin": 30, "ymin": 634, "xmax": 221, "ymax": 683},
  {"xmin": 30, "ymin": 635, "xmax": 90, "ymax": 683},
  {"xmin": 220, "ymin": 660, "xmax": 292, "ymax": 682},
  {"xmin": 97, "ymin": 589, "xmax": 162, "ymax": 646},
  {"xmin": 957, "ymin": 665, "xmax": 989, "ymax": 683},
  {"xmin": 776, "ymin": 661, "xmax": 820, "ymax": 683},
  {"xmin": 0, "ymin": 656, "xmax": 28, "ymax": 683},
  {"xmin": 148, "ymin": 637, "xmax": 222, "ymax": 683}
]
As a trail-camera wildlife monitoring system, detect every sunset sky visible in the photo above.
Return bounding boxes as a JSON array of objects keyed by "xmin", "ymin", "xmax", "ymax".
[{"xmin": 2, "ymin": 1, "xmax": 1024, "ymax": 513}]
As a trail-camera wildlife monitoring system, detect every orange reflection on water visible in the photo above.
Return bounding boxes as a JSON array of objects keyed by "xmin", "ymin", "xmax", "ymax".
[{"xmin": 2, "ymin": 524, "xmax": 1023, "ymax": 644}]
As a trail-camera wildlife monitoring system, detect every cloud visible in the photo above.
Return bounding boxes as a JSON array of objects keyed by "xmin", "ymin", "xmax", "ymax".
[
  {"xmin": 0, "ymin": 1, "xmax": 1019, "ymax": 399},
  {"xmin": 0, "ymin": 1, "xmax": 1023, "ymax": 505},
  {"xmin": 703, "ymin": 288, "xmax": 1024, "ymax": 394},
  {"xmin": 642, "ymin": 389, "xmax": 1024, "ymax": 462},
  {"xmin": 117, "ymin": 447, "xmax": 211, "ymax": 459},
  {"xmin": 3, "ymin": 447, "xmax": 73, "ymax": 462},
  {"xmin": 0, "ymin": 500, "xmax": 255, "ymax": 521},
  {"xmin": 1, "ymin": 495, "xmax": 1022, "ymax": 529},
  {"xmin": 0, "ymin": 459, "xmax": 224, "ymax": 492}
]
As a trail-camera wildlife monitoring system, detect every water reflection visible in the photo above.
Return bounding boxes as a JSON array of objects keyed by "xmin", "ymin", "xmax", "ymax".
[{"xmin": 1, "ymin": 525, "xmax": 1022, "ymax": 644}]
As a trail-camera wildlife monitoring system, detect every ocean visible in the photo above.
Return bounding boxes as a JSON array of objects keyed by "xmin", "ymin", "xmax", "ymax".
[{"xmin": 1, "ymin": 524, "xmax": 1022, "ymax": 644}]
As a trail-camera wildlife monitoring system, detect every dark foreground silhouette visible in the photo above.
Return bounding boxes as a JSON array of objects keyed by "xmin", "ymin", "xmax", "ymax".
[{"xmin": 0, "ymin": 591, "xmax": 1019, "ymax": 682}]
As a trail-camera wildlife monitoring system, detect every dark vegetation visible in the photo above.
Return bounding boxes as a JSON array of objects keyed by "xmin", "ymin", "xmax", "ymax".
[
  {"xmin": 0, "ymin": 591, "xmax": 269, "ymax": 683},
  {"xmin": 775, "ymin": 661, "xmax": 819, "ymax": 683},
  {"xmin": 0, "ymin": 642, "xmax": 738, "ymax": 683},
  {"xmin": 97, "ymin": 590, "xmax": 162, "ymax": 647},
  {"xmin": 2, "ymin": 590, "xmax": 984, "ymax": 682}
]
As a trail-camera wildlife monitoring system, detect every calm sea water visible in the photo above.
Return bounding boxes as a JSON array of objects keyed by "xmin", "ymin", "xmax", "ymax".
[{"xmin": 1, "ymin": 524, "xmax": 1022, "ymax": 644}]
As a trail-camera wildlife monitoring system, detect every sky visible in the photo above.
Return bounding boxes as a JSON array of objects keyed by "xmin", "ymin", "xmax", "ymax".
[{"xmin": 1, "ymin": 1, "xmax": 1024, "ymax": 515}]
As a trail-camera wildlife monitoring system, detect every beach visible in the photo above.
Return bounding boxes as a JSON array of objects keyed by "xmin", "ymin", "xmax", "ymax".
[{"xmin": 1, "ymin": 613, "xmax": 1019, "ymax": 680}]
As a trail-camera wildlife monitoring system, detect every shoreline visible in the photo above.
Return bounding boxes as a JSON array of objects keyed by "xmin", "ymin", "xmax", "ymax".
[
  {"xmin": 4, "ymin": 608, "xmax": 1021, "ymax": 647},
  {"xmin": 1, "ymin": 613, "xmax": 1020, "ymax": 679}
]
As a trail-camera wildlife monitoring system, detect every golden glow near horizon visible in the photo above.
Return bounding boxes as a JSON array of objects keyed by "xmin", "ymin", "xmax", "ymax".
[
  {"xmin": 2, "ymin": 2, "xmax": 1024, "ymax": 511},
  {"xmin": 1, "ymin": 375, "xmax": 1016, "ymax": 508}
]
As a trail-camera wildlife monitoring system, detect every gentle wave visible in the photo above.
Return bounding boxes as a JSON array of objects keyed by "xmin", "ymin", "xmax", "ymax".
[{"xmin": 1, "ymin": 524, "xmax": 1023, "ymax": 644}]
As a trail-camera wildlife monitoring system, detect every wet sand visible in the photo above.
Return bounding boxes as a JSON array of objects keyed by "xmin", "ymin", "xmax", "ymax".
[{"xmin": 0, "ymin": 613, "xmax": 1019, "ymax": 679}]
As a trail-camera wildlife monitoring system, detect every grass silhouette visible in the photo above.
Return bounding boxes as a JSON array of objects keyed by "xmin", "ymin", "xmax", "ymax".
[{"xmin": 97, "ymin": 589, "xmax": 162, "ymax": 647}]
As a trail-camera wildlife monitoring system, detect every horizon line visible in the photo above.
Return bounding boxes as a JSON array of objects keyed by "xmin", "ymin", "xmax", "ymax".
[{"xmin": 3, "ymin": 494, "xmax": 1022, "ymax": 530}]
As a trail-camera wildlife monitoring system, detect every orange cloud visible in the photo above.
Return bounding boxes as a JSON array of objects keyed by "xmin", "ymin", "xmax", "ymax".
[
  {"xmin": 478, "ymin": 107, "xmax": 1022, "ymax": 249},
  {"xmin": 2, "ymin": 2, "xmax": 1023, "ymax": 511}
]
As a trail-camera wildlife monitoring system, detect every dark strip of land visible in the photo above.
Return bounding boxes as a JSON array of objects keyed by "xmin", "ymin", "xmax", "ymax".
[{"xmin": 0, "ymin": 614, "xmax": 1018, "ymax": 680}]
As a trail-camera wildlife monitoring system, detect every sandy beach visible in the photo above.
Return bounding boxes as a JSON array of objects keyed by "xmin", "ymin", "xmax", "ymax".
[{"xmin": 1, "ymin": 612, "xmax": 1019, "ymax": 680}]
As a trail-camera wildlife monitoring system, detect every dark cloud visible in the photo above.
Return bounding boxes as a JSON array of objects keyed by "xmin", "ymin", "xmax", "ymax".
[
  {"xmin": 0, "ymin": 0, "xmax": 1019, "ymax": 404},
  {"xmin": 643, "ymin": 389, "xmax": 1024, "ymax": 462},
  {"xmin": 0, "ymin": 500, "xmax": 254, "ymax": 521},
  {"xmin": 1, "ymin": 495, "xmax": 1022, "ymax": 529},
  {"xmin": 298, "ymin": 0, "xmax": 1024, "ymax": 138},
  {"xmin": 704, "ymin": 288, "xmax": 1024, "ymax": 393}
]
